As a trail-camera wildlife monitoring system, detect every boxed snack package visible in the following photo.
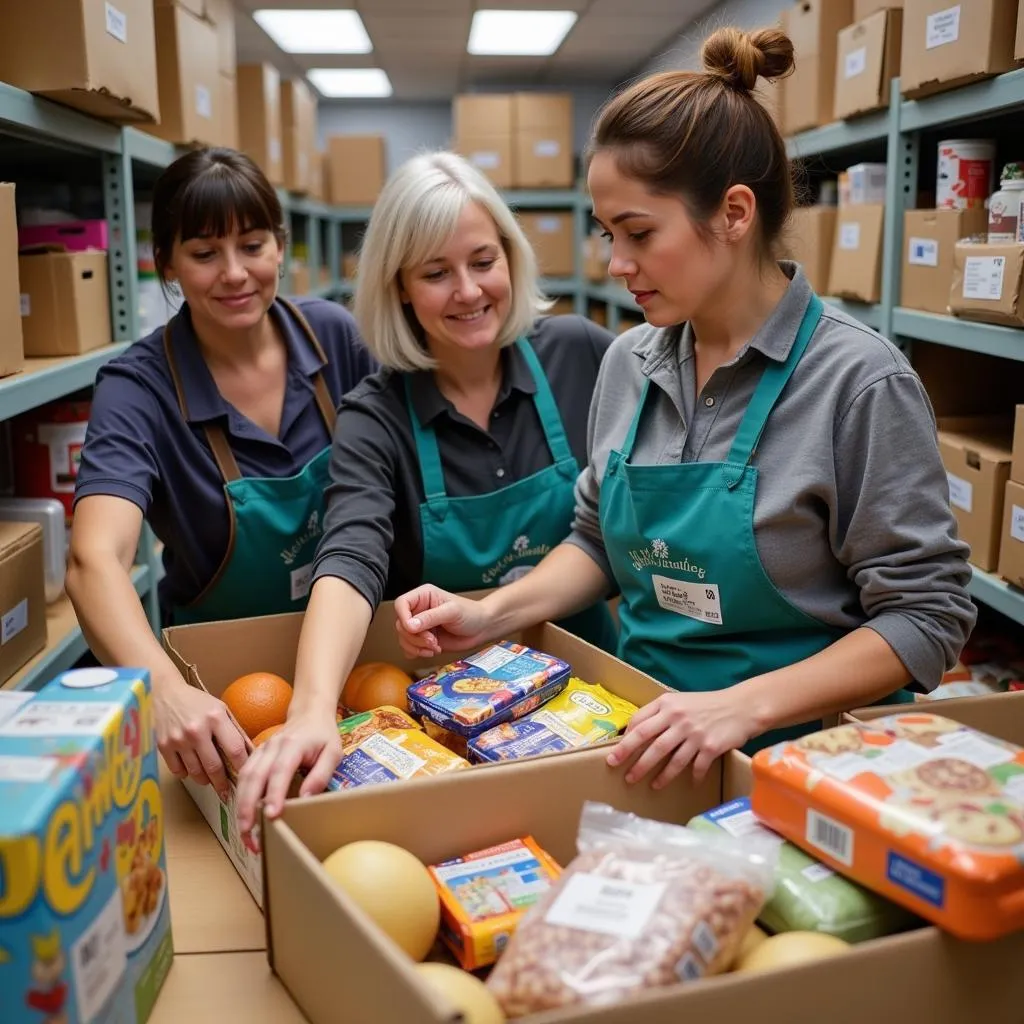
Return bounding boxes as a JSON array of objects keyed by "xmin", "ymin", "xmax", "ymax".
[
  {"xmin": 0, "ymin": 667, "xmax": 173, "ymax": 1024},
  {"xmin": 751, "ymin": 713, "xmax": 1024, "ymax": 940}
]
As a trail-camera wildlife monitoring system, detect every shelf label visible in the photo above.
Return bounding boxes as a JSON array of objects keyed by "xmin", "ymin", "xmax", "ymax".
[
  {"xmin": 470, "ymin": 150, "xmax": 500, "ymax": 170},
  {"xmin": 19, "ymin": 293, "xmax": 30, "ymax": 317},
  {"xmin": 844, "ymin": 47, "xmax": 867, "ymax": 79},
  {"xmin": 196, "ymin": 85, "xmax": 213, "ymax": 120},
  {"xmin": 270, "ymin": 137, "xmax": 282, "ymax": 164},
  {"xmin": 534, "ymin": 139, "xmax": 560, "ymax": 158},
  {"xmin": 1012, "ymin": 505, "xmax": 1024, "ymax": 545},
  {"xmin": 926, "ymin": 5, "xmax": 960, "ymax": 49},
  {"xmin": 946, "ymin": 472, "xmax": 973, "ymax": 513},
  {"xmin": 839, "ymin": 222, "xmax": 861, "ymax": 250},
  {"xmin": 537, "ymin": 216, "xmax": 562, "ymax": 233},
  {"xmin": 962, "ymin": 255, "xmax": 1005, "ymax": 301},
  {"xmin": 105, "ymin": 2, "xmax": 128, "ymax": 44},
  {"xmin": 908, "ymin": 237, "xmax": 939, "ymax": 267},
  {"xmin": 1, "ymin": 599, "xmax": 28, "ymax": 645}
]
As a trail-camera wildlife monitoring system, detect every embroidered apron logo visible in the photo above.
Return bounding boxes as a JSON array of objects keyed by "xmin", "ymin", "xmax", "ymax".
[
  {"xmin": 482, "ymin": 533, "xmax": 552, "ymax": 585},
  {"xmin": 628, "ymin": 539, "xmax": 706, "ymax": 579},
  {"xmin": 280, "ymin": 509, "xmax": 322, "ymax": 566}
]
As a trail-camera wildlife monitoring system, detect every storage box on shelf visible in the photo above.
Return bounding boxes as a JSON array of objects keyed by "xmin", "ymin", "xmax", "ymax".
[{"xmin": 833, "ymin": 7, "xmax": 903, "ymax": 120}]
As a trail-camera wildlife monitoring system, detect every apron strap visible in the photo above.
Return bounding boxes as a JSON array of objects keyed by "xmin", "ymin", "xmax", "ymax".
[
  {"xmin": 202, "ymin": 424, "xmax": 242, "ymax": 483},
  {"xmin": 726, "ymin": 294, "xmax": 824, "ymax": 474},
  {"xmin": 620, "ymin": 378, "xmax": 652, "ymax": 461},
  {"xmin": 277, "ymin": 296, "xmax": 338, "ymax": 435},
  {"xmin": 404, "ymin": 375, "xmax": 449, "ymax": 504},
  {"xmin": 515, "ymin": 338, "xmax": 574, "ymax": 464}
]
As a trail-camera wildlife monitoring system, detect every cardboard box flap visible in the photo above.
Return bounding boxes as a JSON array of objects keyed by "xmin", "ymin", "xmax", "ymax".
[
  {"xmin": 936, "ymin": 416, "xmax": 1014, "ymax": 461},
  {"xmin": 0, "ymin": 519, "xmax": 42, "ymax": 559}
]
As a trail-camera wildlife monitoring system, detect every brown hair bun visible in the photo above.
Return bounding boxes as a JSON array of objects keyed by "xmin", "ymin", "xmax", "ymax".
[{"xmin": 701, "ymin": 26, "xmax": 795, "ymax": 93}]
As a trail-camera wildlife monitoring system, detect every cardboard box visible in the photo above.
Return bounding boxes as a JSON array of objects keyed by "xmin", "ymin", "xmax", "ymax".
[
  {"xmin": 782, "ymin": 0, "xmax": 855, "ymax": 134},
  {"xmin": 783, "ymin": 206, "xmax": 837, "ymax": 294},
  {"xmin": 455, "ymin": 136, "xmax": 515, "ymax": 189},
  {"xmin": 949, "ymin": 241, "xmax": 1024, "ymax": 327},
  {"xmin": 1018, "ymin": 0, "xmax": 1024, "ymax": 58},
  {"xmin": 453, "ymin": 95, "xmax": 514, "ymax": 138},
  {"xmin": 18, "ymin": 250, "xmax": 112, "ymax": 358},
  {"xmin": 518, "ymin": 212, "xmax": 575, "ymax": 277},
  {"xmin": 342, "ymin": 253, "xmax": 359, "ymax": 281},
  {"xmin": 281, "ymin": 78, "xmax": 318, "ymax": 194},
  {"xmin": 161, "ymin": 605, "xmax": 669, "ymax": 907},
  {"xmin": 847, "ymin": 688, "xmax": 1024, "ymax": 740},
  {"xmin": 0, "ymin": 183, "xmax": 24, "ymax": 379},
  {"xmin": 0, "ymin": 667, "xmax": 173, "ymax": 1023},
  {"xmin": 834, "ymin": 9, "xmax": 902, "ymax": 119},
  {"xmin": 289, "ymin": 265, "xmax": 311, "ymax": 296},
  {"xmin": 513, "ymin": 93, "xmax": 574, "ymax": 189},
  {"xmin": 1012, "ymin": 405, "xmax": 1024, "ymax": 483},
  {"xmin": 855, "ymin": 0, "xmax": 903, "ymax": 16},
  {"xmin": 326, "ymin": 135, "xmax": 386, "ymax": 206},
  {"xmin": 205, "ymin": 0, "xmax": 236, "ymax": 76},
  {"xmin": 900, "ymin": 207, "xmax": 988, "ymax": 314},
  {"xmin": 0, "ymin": 0, "xmax": 159, "ymax": 124},
  {"xmin": 997, "ymin": 478, "xmax": 1024, "ymax": 584},
  {"xmin": 826, "ymin": 203, "xmax": 885, "ymax": 302},
  {"xmin": 936, "ymin": 416, "xmax": 1013, "ymax": 571},
  {"xmin": 218, "ymin": 72, "xmax": 238, "ymax": 149},
  {"xmin": 0, "ymin": 521, "xmax": 46, "ymax": 686},
  {"xmin": 236, "ymin": 64, "xmax": 283, "ymax": 186},
  {"xmin": 900, "ymin": 0, "xmax": 1018, "ymax": 97}
]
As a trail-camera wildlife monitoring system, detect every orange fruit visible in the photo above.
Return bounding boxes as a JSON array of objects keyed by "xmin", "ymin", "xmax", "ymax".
[
  {"xmin": 252, "ymin": 723, "xmax": 285, "ymax": 747},
  {"xmin": 221, "ymin": 671, "xmax": 293, "ymax": 740},
  {"xmin": 341, "ymin": 662, "xmax": 413, "ymax": 714}
]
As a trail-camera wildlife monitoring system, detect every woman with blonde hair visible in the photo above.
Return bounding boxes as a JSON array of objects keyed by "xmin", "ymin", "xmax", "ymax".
[{"xmin": 235, "ymin": 150, "xmax": 616, "ymax": 831}]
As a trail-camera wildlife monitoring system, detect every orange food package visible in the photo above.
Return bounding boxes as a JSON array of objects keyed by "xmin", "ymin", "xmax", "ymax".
[{"xmin": 750, "ymin": 713, "xmax": 1024, "ymax": 941}]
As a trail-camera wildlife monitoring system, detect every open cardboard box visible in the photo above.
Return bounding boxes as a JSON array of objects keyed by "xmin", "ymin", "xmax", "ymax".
[
  {"xmin": 262, "ymin": 744, "xmax": 1024, "ymax": 1024},
  {"xmin": 162, "ymin": 599, "xmax": 669, "ymax": 908}
]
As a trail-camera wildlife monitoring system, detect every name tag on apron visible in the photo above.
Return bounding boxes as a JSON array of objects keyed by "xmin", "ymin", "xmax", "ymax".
[
  {"xmin": 652, "ymin": 575, "xmax": 723, "ymax": 626},
  {"xmin": 290, "ymin": 563, "xmax": 313, "ymax": 602}
]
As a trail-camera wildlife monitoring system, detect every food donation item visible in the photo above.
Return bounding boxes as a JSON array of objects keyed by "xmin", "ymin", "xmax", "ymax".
[
  {"xmin": 220, "ymin": 671, "xmax": 292, "ymax": 739},
  {"xmin": 732, "ymin": 931, "xmax": 850, "ymax": 974},
  {"xmin": 414, "ymin": 963, "xmax": 505, "ymax": 1024},
  {"xmin": 341, "ymin": 661, "xmax": 414, "ymax": 714},
  {"xmin": 689, "ymin": 797, "xmax": 917, "ymax": 942},
  {"xmin": 468, "ymin": 678, "xmax": 637, "ymax": 763},
  {"xmin": 337, "ymin": 706, "xmax": 422, "ymax": 753},
  {"xmin": 321, "ymin": 840, "xmax": 440, "ymax": 960},
  {"xmin": 485, "ymin": 801, "xmax": 775, "ymax": 1016},
  {"xmin": 408, "ymin": 643, "xmax": 571, "ymax": 738},
  {"xmin": 427, "ymin": 837, "xmax": 562, "ymax": 969},
  {"xmin": 751, "ymin": 713, "xmax": 1024, "ymax": 941}
]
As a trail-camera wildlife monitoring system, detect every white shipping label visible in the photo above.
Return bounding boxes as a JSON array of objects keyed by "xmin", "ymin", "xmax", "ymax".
[
  {"xmin": 839, "ymin": 222, "xmax": 861, "ymax": 250},
  {"xmin": 908, "ymin": 237, "xmax": 939, "ymax": 267},
  {"xmin": 962, "ymin": 255, "xmax": 1005, "ymax": 301},
  {"xmin": 0, "ymin": 754, "xmax": 59, "ymax": 783},
  {"xmin": 290, "ymin": 563, "xmax": 312, "ymax": 602},
  {"xmin": 844, "ymin": 47, "xmax": 867, "ymax": 79},
  {"xmin": 653, "ymin": 575, "xmax": 723, "ymax": 626},
  {"xmin": 926, "ymin": 5, "xmax": 961, "ymax": 49},
  {"xmin": 534, "ymin": 139, "xmax": 560, "ymax": 158},
  {"xmin": 714, "ymin": 808, "xmax": 784, "ymax": 848},
  {"xmin": 1012, "ymin": 505, "xmax": 1024, "ymax": 544},
  {"xmin": 0, "ymin": 701, "xmax": 119, "ymax": 738},
  {"xmin": 196, "ymin": 85, "xmax": 213, "ymax": 119},
  {"xmin": 470, "ymin": 150, "xmax": 500, "ymax": 170},
  {"xmin": 946, "ymin": 472, "xmax": 973, "ymax": 513},
  {"xmin": 19, "ymin": 293, "xmax": 30, "ymax": 317},
  {"xmin": 105, "ymin": 2, "xmax": 128, "ymax": 43},
  {"xmin": 72, "ymin": 889, "xmax": 128, "ymax": 1022},
  {"xmin": 544, "ymin": 872, "xmax": 666, "ymax": 940},
  {"xmin": 1, "ymin": 599, "xmax": 28, "ymax": 645}
]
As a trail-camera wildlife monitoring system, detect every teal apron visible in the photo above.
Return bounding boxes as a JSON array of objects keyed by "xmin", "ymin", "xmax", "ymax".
[
  {"xmin": 165, "ymin": 298, "xmax": 336, "ymax": 625},
  {"xmin": 406, "ymin": 337, "xmax": 618, "ymax": 653},
  {"xmin": 598, "ymin": 294, "xmax": 911, "ymax": 754}
]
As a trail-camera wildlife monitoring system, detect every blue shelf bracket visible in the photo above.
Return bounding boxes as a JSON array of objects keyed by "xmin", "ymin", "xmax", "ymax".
[{"xmin": 102, "ymin": 150, "xmax": 140, "ymax": 344}]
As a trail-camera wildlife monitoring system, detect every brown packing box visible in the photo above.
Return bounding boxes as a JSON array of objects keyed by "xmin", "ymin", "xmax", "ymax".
[
  {"xmin": 997, "ymin": 478, "xmax": 1024, "ymax": 585},
  {"xmin": 900, "ymin": 0, "xmax": 1018, "ymax": 98},
  {"xmin": 161, "ymin": 604, "xmax": 670, "ymax": 908},
  {"xmin": 236, "ymin": 64, "xmax": 284, "ymax": 186},
  {"xmin": 1012, "ymin": 405, "xmax": 1024, "ymax": 483},
  {"xmin": 826, "ymin": 203, "xmax": 884, "ymax": 303},
  {"xmin": 1018, "ymin": 0, "xmax": 1024, "ymax": 58},
  {"xmin": 936, "ymin": 416, "xmax": 1013, "ymax": 572},
  {"xmin": 263, "ymin": 743, "xmax": 1024, "ymax": 1024},
  {"xmin": 18, "ymin": 250, "xmax": 112, "ymax": 357},
  {"xmin": 0, "ymin": 184, "xmax": 24, "ymax": 379},
  {"xmin": 783, "ymin": 206, "xmax": 836, "ymax": 295},
  {"xmin": 846, "ymin": 689, "xmax": 1024, "ymax": 741},
  {"xmin": 855, "ymin": 0, "xmax": 903, "ymax": 16},
  {"xmin": 326, "ymin": 135, "xmax": 386, "ymax": 206},
  {"xmin": 218, "ymin": 72, "xmax": 238, "ymax": 149},
  {"xmin": 155, "ymin": 0, "xmax": 205, "ymax": 17},
  {"xmin": 834, "ymin": 8, "xmax": 902, "ymax": 119},
  {"xmin": 582, "ymin": 233, "xmax": 610, "ymax": 283},
  {"xmin": 518, "ymin": 212, "xmax": 575, "ymax": 277},
  {"xmin": 513, "ymin": 93, "xmax": 574, "ymax": 189},
  {"xmin": 0, "ymin": 521, "xmax": 47, "ymax": 687},
  {"xmin": 453, "ymin": 94, "xmax": 513, "ymax": 138},
  {"xmin": 289, "ymin": 265, "xmax": 311, "ymax": 296},
  {"xmin": 204, "ymin": 0, "xmax": 236, "ymax": 77},
  {"xmin": 281, "ymin": 79, "xmax": 318, "ymax": 194},
  {"xmin": 900, "ymin": 207, "xmax": 987, "ymax": 314},
  {"xmin": 949, "ymin": 241, "xmax": 1024, "ymax": 327},
  {"xmin": 782, "ymin": 0, "xmax": 855, "ymax": 134},
  {"xmin": 454, "ymin": 136, "xmax": 514, "ymax": 189}
]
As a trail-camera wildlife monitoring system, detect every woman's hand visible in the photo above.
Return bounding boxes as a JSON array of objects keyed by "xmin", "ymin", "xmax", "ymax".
[
  {"xmin": 155, "ymin": 679, "xmax": 249, "ymax": 801},
  {"xmin": 607, "ymin": 690, "xmax": 758, "ymax": 788},
  {"xmin": 233, "ymin": 709, "xmax": 343, "ymax": 850},
  {"xmin": 394, "ymin": 585, "xmax": 495, "ymax": 658}
]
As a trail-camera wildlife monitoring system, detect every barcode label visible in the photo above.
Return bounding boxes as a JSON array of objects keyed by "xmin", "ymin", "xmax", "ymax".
[{"xmin": 806, "ymin": 809, "xmax": 853, "ymax": 866}]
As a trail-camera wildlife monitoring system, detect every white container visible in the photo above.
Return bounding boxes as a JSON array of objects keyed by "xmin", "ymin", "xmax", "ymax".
[
  {"xmin": 0, "ymin": 498, "xmax": 67, "ymax": 603},
  {"xmin": 937, "ymin": 139, "xmax": 996, "ymax": 211},
  {"xmin": 989, "ymin": 180, "xmax": 1024, "ymax": 242},
  {"xmin": 846, "ymin": 163, "xmax": 887, "ymax": 205}
]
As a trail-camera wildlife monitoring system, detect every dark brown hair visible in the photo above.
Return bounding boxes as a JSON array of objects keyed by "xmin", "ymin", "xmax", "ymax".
[
  {"xmin": 589, "ymin": 26, "xmax": 796, "ymax": 255},
  {"xmin": 151, "ymin": 148, "xmax": 287, "ymax": 281}
]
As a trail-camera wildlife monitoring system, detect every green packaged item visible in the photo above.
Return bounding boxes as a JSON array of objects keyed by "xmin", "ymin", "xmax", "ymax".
[{"xmin": 688, "ymin": 797, "xmax": 918, "ymax": 943}]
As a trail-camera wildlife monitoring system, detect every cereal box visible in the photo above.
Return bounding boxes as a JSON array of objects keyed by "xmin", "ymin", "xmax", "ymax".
[
  {"xmin": 0, "ymin": 667, "xmax": 173, "ymax": 1024},
  {"xmin": 751, "ymin": 713, "xmax": 1024, "ymax": 941},
  {"xmin": 427, "ymin": 837, "xmax": 562, "ymax": 969},
  {"xmin": 407, "ymin": 642, "xmax": 571, "ymax": 738}
]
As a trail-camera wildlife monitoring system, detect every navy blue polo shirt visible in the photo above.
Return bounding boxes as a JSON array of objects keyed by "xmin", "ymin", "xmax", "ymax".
[{"xmin": 74, "ymin": 297, "xmax": 377, "ymax": 614}]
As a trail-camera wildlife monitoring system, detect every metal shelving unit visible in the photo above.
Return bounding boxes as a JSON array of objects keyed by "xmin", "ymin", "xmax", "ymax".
[
  {"xmin": 892, "ymin": 308, "xmax": 1024, "ymax": 362},
  {"xmin": 785, "ymin": 109, "xmax": 890, "ymax": 161}
]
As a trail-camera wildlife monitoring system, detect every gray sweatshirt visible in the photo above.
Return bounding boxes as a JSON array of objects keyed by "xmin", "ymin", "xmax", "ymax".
[{"xmin": 568, "ymin": 263, "xmax": 976, "ymax": 691}]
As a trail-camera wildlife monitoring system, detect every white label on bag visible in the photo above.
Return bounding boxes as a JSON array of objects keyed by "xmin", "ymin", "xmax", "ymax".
[
  {"xmin": 290, "ymin": 563, "xmax": 312, "ymax": 601},
  {"xmin": 962, "ymin": 256, "xmax": 1005, "ymax": 300},
  {"xmin": 908, "ymin": 237, "xmax": 939, "ymax": 267},
  {"xmin": 1012, "ymin": 505, "xmax": 1024, "ymax": 544},
  {"xmin": 802, "ymin": 863, "xmax": 836, "ymax": 883},
  {"xmin": 105, "ymin": 2, "xmax": 128, "ymax": 43},
  {"xmin": 19, "ymin": 293, "xmax": 30, "ymax": 316},
  {"xmin": 926, "ymin": 5, "xmax": 961, "ymax": 49},
  {"xmin": 714, "ymin": 808, "xmax": 784, "ymax": 847},
  {"xmin": 359, "ymin": 733, "xmax": 427, "ymax": 779},
  {"xmin": 72, "ymin": 889, "xmax": 127, "ymax": 1022},
  {"xmin": 946, "ymin": 472, "xmax": 973, "ymax": 512},
  {"xmin": 845, "ymin": 47, "xmax": 867, "ymax": 78},
  {"xmin": 1, "ymin": 599, "xmax": 28, "ymax": 645},
  {"xmin": 196, "ymin": 85, "xmax": 212, "ymax": 119},
  {"xmin": 839, "ymin": 222, "xmax": 861, "ymax": 250},
  {"xmin": 653, "ymin": 575, "xmax": 723, "ymax": 626},
  {"xmin": 544, "ymin": 873, "xmax": 666, "ymax": 940}
]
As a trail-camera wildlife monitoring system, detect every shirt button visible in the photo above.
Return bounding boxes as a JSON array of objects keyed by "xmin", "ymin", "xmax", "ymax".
[
  {"xmin": 704, "ymin": 396, "xmax": 716, "ymax": 408},
  {"xmin": 496, "ymin": 468, "xmax": 506, "ymax": 478}
]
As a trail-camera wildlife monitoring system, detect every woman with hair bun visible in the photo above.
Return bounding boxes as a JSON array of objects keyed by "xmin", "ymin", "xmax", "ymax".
[{"xmin": 392, "ymin": 27, "xmax": 976, "ymax": 786}]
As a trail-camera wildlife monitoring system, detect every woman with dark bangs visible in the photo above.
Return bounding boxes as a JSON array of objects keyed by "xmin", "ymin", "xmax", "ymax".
[{"xmin": 66, "ymin": 148, "xmax": 376, "ymax": 797}]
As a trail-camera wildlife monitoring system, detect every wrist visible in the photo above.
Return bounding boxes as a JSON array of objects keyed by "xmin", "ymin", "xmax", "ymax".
[
  {"xmin": 287, "ymin": 684, "xmax": 340, "ymax": 722},
  {"xmin": 730, "ymin": 675, "xmax": 776, "ymax": 739}
]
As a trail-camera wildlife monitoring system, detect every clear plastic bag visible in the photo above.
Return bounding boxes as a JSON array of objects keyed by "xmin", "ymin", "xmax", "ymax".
[{"xmin": 485, "ymin": 801, "xmax": 777, "ymax": 1017}]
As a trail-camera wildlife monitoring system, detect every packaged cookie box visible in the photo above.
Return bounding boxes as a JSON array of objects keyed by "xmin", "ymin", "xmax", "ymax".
[
  {"xmin": 751, "ymin": 712, "xmax": 1024, "ymax": 941},
  {"xmin": 0, "ymin": 667, "xmax": 174, "ymax": 1024},
  {"xmin": 407, "ymin": 642, "xmax": 571, "ymax": 738}
]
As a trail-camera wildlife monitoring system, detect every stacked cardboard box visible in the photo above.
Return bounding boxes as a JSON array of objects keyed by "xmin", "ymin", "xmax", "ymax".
[
  {"xmin": 281, "ymin": 78, "xmax": 319, "ymax": 195},
  {"xmin": 784, "ymin": 206, "xmax": 837, "ymax": 295},
  {"xmin": 0, "ymin": 183, "xmax": 24, "ymax": 379},
  {"xmin": 326, "ymin": 136, "xmax": 387, "ymax": 206},
  {"xmin": 236, "ymin": 64, "xmax": 284, "ymax": 186},
  {"xmin": 900, "ymin": 208, "xmax": 988, "ymax": 315},
  {"xmin": 833, "ymin": 7, "xmax": 902, "ymax": 119},
  {"xmin": 999, "ymin": 407, "xmax": 1024, "ymax": 585}
]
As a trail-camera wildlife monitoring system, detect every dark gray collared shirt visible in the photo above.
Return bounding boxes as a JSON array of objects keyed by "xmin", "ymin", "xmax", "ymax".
[
  {"xmin": 311, "ymin": 314, "xmax": 614, "ymax": 608},
  {"xmin": 568, "ymin": 263, "xmax": 976, "ymax": 690}
]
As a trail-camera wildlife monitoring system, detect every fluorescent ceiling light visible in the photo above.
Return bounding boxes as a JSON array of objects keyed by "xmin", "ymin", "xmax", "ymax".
[
  {"xmin": 307, "ymin": 68, "xmax": 393, "ymax": 99},
  {"xmin": 468, "ymin": 9, "xmax": 578, "ymax": 56},
  {"xmin": 252, "ymin": 9, "xmax": 372, "ymax": 54}
]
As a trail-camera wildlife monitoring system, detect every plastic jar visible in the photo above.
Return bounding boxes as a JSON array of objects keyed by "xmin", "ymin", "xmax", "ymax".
[
  {"xmin": 988, "ymin": 163, "xmax": 1024, "ymax": 243},
  {"xmin": 937, "ymin": 139, "xmax": 996, "ymax": 210}
]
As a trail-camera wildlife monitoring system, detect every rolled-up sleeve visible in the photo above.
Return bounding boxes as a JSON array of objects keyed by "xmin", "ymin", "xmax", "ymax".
[{"xmin": 834, "ymin": 371, "xmax": 976, "ymax": 688}]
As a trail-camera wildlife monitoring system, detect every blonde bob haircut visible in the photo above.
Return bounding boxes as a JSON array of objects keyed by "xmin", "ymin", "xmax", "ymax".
[{"xmin": 353, "ymin": 150, "xmax": 552, "ymax": 372}]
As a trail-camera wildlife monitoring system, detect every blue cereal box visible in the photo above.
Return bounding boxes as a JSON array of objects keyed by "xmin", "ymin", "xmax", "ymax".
[
  {"xmin": 407, "ymin": 642, "xmax": 571, "ymax": 738},
  {"xmin": 0, "ymin": 667, "xmax": 173, "ymax": 1024}
]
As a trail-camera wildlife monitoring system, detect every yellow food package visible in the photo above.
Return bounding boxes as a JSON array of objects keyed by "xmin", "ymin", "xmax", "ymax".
[
  {"xmin": 336, "ymin": 706, "xmax": 422, "ymax": 754},
  {"xmin": 328, "ymin": 725, "xmax": 470, "ymax": 790},
  {"xmin": 468, "ymin": 677, "xmax": 637, "ymax": 762}
]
